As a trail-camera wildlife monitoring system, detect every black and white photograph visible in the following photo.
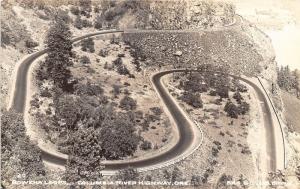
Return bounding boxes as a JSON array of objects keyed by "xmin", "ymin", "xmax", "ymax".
[{"xmin": 1, "ymin": 0, "xmax": 300, "ymax": 188}]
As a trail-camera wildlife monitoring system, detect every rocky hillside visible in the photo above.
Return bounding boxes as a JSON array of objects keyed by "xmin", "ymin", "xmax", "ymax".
[{"xmin": 123, "ymin": 18, "xmax": 276, "ymax": 78}]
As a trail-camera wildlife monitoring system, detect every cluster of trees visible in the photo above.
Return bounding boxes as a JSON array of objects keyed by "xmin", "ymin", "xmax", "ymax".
[
  {"xmin": 1, "ymin": 110, "xmax": 46, "ymax": 184},
  {"xmin": 74, "ymin": 15, "xmax": 93, "ymax": 29},
  {"xmin": 61, "ymin": 96, "xmax": 140, "ymax": 181},
  {"xmin": 70, "ymin": 0, "xmax": 105, "ymax": 30},
  {"xmin": 180, "ymin": 70, "xmax": 230, "ymax": 99},
  {"xmin": 70, "ymin": 0, "xmax": 92, "ymax": 17},
  {"xmin": 224, "ymin": 101, "xmax": 250, "ymax": 118},
  {"xmin": 116, "ymin": 167, "xmax": 139, "ymax": 182},
  {"xmin": 48, "ymin": 82, "xmax": 141, "ymax": 181},
  {"xmin": 177, "ymin": 65, "xmax": 251, "ymax": 119},
  {"xmin": 277, "ymin": 66, "xmax": 300, "ymax": 98}
]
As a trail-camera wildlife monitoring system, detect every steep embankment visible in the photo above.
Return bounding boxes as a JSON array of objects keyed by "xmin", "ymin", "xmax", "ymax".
[{"xmin": 123, "ymin": 17, "xmax": 276, "ymax": 78}]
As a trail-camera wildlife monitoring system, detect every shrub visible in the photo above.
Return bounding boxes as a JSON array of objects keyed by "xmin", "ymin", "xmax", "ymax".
[
  {"xmin": 117, "ymin": 64, "xmax": 130, "ymax": 75},
  {"xmin": 191, "ymin": 175, "xmax": 201, "ymax": 186},
  {"xmin": 150, "ymin": 107, "xmax": 163, "ymax": 116},
  {"xmin": 74, "ymin": 16, "xmax": 83, "ymax": 29},
  {"xmin": 80, "ymin": 56, "xmax": 91, "ymax": 65},
  {"xmin": 117, "ymin": 168, "xmax": 139, "ymax": 181},
  {"xmin": 118, "ymin": 53, "xmax": 125, "ymax": 58},
  {"xmin": 25, "ymin": 39, "xmax": 39, "ymax": 49},
  {"xmin": 94, "ymin": 15, "xmax": 103, "ymax": 29},
  {"xmin": 112, "ymin": 84, "xmax": 121, "ymax": 97},
  {"xmin": 104, "ymin": 62, "xmax": 108, "ymax": 69},
  {"xmin": 30, "ymin": 95, "xmax": 40, "ymax": 108},
  {"xmin": 74, "ymin": 82, "xmax": 103, "ymax": 96},
  {"xmin": 94, "ymin": 6, "xmax": 100, "ymax": 13},
  {"xmin": 237, "ymin": 83, "xmax": 248, "ymax": 92},
  {"xmin": 209, "ymin": 90, "xmax": 217, "ymax": 96},
  {"xmin": 113, "ymin": 57, "xmax": 123, "ymax": 67},
  {"xmin": 40, "ymin": 88, "xmax": 52, "ymax": 98},
  {"xmin": 120, "ymin": 96, "xmax": 137, "ymax": 110},
  {"xmin": 81, "ymin": 19, "xmax": 92, "ymax": 28},
  {"xmin": 233, "ymin": 91, "xmax": 243, "ymax": 104},
  {"xmin": 140, "ymin": 140, "xmax": 152, "ymax": 150},
  {"xmin": 238, "ymin": 102, "xmax": 250, "ymax": 115},
  {"xmin": 212, "ymin": 147, "xmax": 219, "ymax": 157},
  {"xmin": 216, "ymin": 85, "xmax": 229, "ymax": 99},
  {"xmin": 241, "ymin": 146, "xmax": 251, "ymax": 155},
  {"xmin": 99, "ymin": 49, "xmax": 108, "ymax": 57},
  {"xmin": 79, "ymin": 0, "xmax": 92, "ymax": 17}
]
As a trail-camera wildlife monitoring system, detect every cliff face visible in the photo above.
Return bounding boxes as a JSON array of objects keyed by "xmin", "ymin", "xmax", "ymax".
[
  {"xmin": 130, "ymin": 0, "xmax": 236, "ymax": 29},
  {"xmin": 123, "ymin": 16, "xmax": 276, "ymax": 78}
]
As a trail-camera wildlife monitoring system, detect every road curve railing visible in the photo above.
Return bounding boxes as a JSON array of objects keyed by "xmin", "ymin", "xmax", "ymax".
[{"xmin": 257, "ymin": 77, "xmax": 286, "ymax": 169}]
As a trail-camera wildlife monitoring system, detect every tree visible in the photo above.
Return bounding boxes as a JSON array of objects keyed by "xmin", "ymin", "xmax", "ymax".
[
  {"xmin": 100, "ymin": 112, "xmax": 140, "ymax": 159},
  {"xmin": 278, "ymin": 65, "xmax": 294, "ymax": 91},
  {"xmin": 120, "ymin": 96, "xmax": 137, "ymax": 110},
  {"xmin": 41, "ymin": 15, "xmax": 73, "ymax": 90},
  {"xmin": 180, "ymin": 91, "xmax": 203, "ymax": 108},
  {"xmin": 74, "ymin": 15, "xmax": 83, "ymax": 29},
  {"xmin": 112, "ymin": 84, "xmax": 121, "ymax": 97},
  {"xmin": 55, "ymin": 95, "xmax": 81, "ymax": 131},
  {"xmin": 79, "ymin": 0, "xmax": 92, "ymax": 17},
  {"xmin": 94, "ymin": 15, "xmax": 103, "ymax": 29},
  {"xmin": 81, "ymin": 38, "xmax": 95, "ymax": 53},
  {"xmin": 70, "ymin": 6, "xmax": 80, "ymax": 15},
  {"xmin": 216, "ymin": 85, "xmax": 229, "ymax": 99},
  {"xmin": 292, "ymin": 69, "xmax": 300, "ymax": 98},
  {"xmin": 224, "ymin": 101, "xmax": 239, "ymax": 118}
]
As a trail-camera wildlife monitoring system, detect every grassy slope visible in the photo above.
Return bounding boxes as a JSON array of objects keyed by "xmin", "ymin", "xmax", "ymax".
[{"xmin": 281, "ymin": 91, "xmax": 300, "ymax": 133}]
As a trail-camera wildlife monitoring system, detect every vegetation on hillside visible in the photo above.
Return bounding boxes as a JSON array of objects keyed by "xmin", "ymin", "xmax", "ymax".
[
  {"xmin": 277, "ymin": 65, "xmax": 300, "ymax": 98},
  {"xmin": 177, "ymin": 64, "xmax": 250, "ymax": 119},
  {"xmin": 1, "ymin": 110, "xmax": 46, "ymax": 185}
]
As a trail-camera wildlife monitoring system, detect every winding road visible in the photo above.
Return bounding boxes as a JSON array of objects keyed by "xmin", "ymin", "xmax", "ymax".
[{"xmin": 8, "ymin": 29, "xmax": 283, "ymax": 175}]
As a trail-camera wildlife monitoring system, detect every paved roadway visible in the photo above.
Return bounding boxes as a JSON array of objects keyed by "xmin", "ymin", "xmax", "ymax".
[{"xmin": 9, "ymin": 29, "xmax": 277, "ymax": 173}]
